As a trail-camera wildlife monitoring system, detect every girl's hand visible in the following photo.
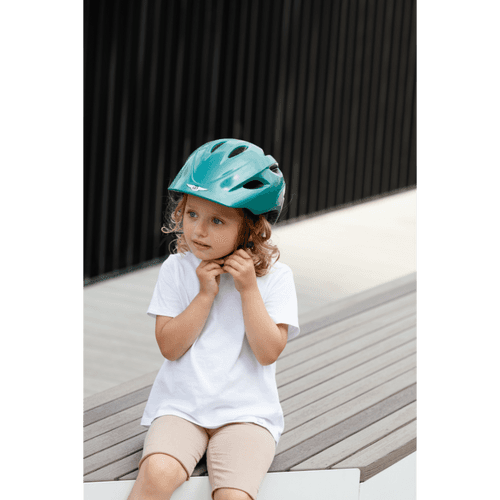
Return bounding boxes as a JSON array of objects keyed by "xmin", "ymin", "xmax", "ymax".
[
  {"xmin": 223, "ymin": 249, "xmax": 257, "ymax": 293},
  {"xmin": 196, "ymin": 259, "xmax": 225, "ymax": 298}
]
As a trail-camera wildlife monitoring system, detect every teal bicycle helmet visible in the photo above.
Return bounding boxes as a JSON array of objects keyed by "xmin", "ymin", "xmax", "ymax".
[{"xmin": 168, "ymin": 139, "xmax": 285, "ymax": 224}]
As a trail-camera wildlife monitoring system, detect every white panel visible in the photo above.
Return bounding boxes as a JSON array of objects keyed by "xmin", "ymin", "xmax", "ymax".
[
  {"xmin": 84, "ymin": 469, "xmax": 361, "ymax": 500},
  {"xmin": 359, "ymin": 453, "xmax": 416, "ymax": 500}
]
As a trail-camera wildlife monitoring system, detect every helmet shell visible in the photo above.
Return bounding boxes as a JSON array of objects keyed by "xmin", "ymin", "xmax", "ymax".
[{"xmin": 168, "ymin": 138, "xmax": 285, "ymax": 223}]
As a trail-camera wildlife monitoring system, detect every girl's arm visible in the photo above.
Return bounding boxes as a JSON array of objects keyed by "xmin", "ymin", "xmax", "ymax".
[
  {"xmin": 156, "ymin": 259, "xmax": 224, "ymax": 361},
  {"xmin": 223, "ymin": 249, "xmax": 289, "ymax": 366}
]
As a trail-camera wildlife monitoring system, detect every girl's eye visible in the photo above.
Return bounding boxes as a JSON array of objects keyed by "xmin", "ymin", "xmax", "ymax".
[
  {"xmin": 213, "ymin": 218, "xmax": 223, "ymax": 225},
  {"xmin": 188, "ymin": 211, "xmax": 197, "ymax": 218}
]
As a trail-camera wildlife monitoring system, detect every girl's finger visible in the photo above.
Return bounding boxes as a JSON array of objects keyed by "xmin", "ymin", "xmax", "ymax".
[
  {"xmin": 222, "ymin": 262, "xmax": 238, "ymax": 275},
  {"xmin": 224, "ymin": 258, "xmax": 243, "ymax": 271},
  {"xmin": 235, "ymin": 249, "xmax": 252, "ymax": 259},
  {"xmin": 227, "ymin": 255, "xmax": 247, "ymax": 267},
  {"xmin": 202, "ymin": 262, "xmax": 223, "ymax": 271}
]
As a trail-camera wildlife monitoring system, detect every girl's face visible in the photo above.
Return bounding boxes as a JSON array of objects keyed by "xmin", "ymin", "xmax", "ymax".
[{"xmin": 183, "ymin": 194, "xmax": 243, "ymax": 260}]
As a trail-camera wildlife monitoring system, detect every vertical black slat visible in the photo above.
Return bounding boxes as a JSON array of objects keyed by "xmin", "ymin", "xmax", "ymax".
[
  {"xmin": 345, "ymin": 0, "xmax": 367, "ymax": 203},
  {"xmin": 97, "ymin": 0, "xmax": 121, "ymax": 275},
  {"xmin": 209, "ymin": 0, "xmax": 225, "ymax": 140},
  {"xmin": 262, "ymin": 0, "xmax": 284, "ymax": 155},
  {"xmin": 219, "ymin": 0, "xmax": 239, "ymax": 138},
  {"xmin": 232, "ymin": 0, "xmax": 249, "ymax": 140},
  {"xmin": 317, "ymin": 0, "xmax": 342, "ymax": 213},
  {"xmin": 252, "ymin": 0, "xmax": 274, "ymax": 148},
  {"xmin": 279, "ymin": 0, "xmax": 303, "ymax": 220},
  {"xmin": 380, "ymin": 0, "xmax": 404, "ymax": 195},
  {"xmin": 399, "ymin": 0, "xmax": 416, "ymax": 189},
  {"xmin": 138, "ymin": 0, "xmax": 164, "ymax": 263},
  {"xmin": 241, "ymin": 0, "xmax": 261, "ymax": 141},
  {"xmin": 407, "ymin": 70, "xmax": 416, "ymax": 186},
  {"xmin": 306, "ymin": 0, "xmax": 332, "ymax": 214},
  {"xmin": 193, "ymin": 0, "xmax": 213, "ymax": 147},
  {"xmin": 85, "ymin": 0, "xmax": 108, "ymax": 278},
  {"xmin": 125, "ymin": 0, "xmax": 150, "ymax": 267},
  {"xmin": 362, "ymin": 0, "xmax": 387, "ymax": 199},
  {"xmin": 299, "ymin": 0, "xmax": 323, "ymax": 216},
  {"xmin": 273, "ymin": 0, "xmax": 293, "ymax": 223},
  {"xmin": 353, "ymin": 0, "xmax": 376, "ymax": 202},
  {"xmin": 152, "ymin": 0, "xmax": 178, "ymax": 255},
  {"xmin": 326, "ymin": 0, "xmax": 349, "ymax": 208},
  {"xmin": 371, "ymin": 0, "xmax": 395, "ymax": 197},
  {"xmin": 289, "ymin": 0, "xmax": 313, "ymax": 219},
  {"xmin": 181, "ymin": 0, "xmax": 197, "ymax": 157},
  {"xmin": 282, "ymin": 0, "xmax": 303, "ymax": 219},
  {"xmin": 111, "ymin": 0, "xmax": 139, "ymax": 270},
  {"xmin": 168, "ymin": 0, "xmax": 189, "ymax": 198},
  {"xmin": 390, "ymin": 0, "xmax": 412, "ymax": 191},
  {"xmin": 106, "ymin": 4, "xmax": 129, "ymax": 270},
  {"xmin": 180, "ymin": 1, "xmax": 199, "ymax": 163},
  {"xmin": 118, "ymin": 0, "xmax": 144, "ymax": 270},
  {"xmin": 344, "ymin": 0, "xmax": 367, "ymax": 205},
  {"xmin": 272, "ymin": 0, "xmax": 292, "ymax": 195},
  {"xmin": 180, "ymin": 0, "xmax": 201, "ymax": 163}
]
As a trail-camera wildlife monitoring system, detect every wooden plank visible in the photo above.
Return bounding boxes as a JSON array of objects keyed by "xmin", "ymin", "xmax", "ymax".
[
  {"xmin": 85, "ymin": 419, "xmax": 146, "ymax": 458},
  {"xmin": 279, "ymin": 331, "xmax": 415, "ymax": 402},
  {"xmin": 297, "ymin": 272, "xmax": 415, "ymax": 335},
  {"xmin": 84, "ymin": 433, "xmax": 146, "ymax": 476},
  {"xmin": 284, "ymin": 354, "xmax": 416, "ymax": 432},
  {"xmin": 85, "ymin": 401, "xmax": 146, "ymax": 442},
  {"xmin": 84, "ymin": 450, "xmax": 143, "ymax": 482},
  {"xmin": 282, "ymin": 342, "xmax": 415, "ymax": 415},
  {"xmin": 117, "ymin": 454, "xmax": 209, "ymax": 482},
  {"xmin": 270, "ymin": 384, "xmax": 416, "ymax": 472},
  {"xmin": 277, "ymin": 317, "xmax": 415, "ymax": 389},
  {"xmin": 276, "ymin": 367, "xmax": 416, "ymax": 455},
  {"xmin": 84, "ymin": 385, "xmax": 152, "ymax": 426},
  {"xmin": 332, "ymin": 421, "xmax": 417, "ymax": 482},
  {"xmin": 281, "ymin": 290, "xmax": 415, "ymax": 359},
  {"xmin": 291, "ymin": 401, "xmax": 416, "ymax": 470},
  {"xmin": 294, "ymin": 273, "xmax": 417, "ymax": 325},
  {"xmin": 84, "ymin": 370, "xmax": 157, "ymax": 412},
  {"xmin": 85, "ymin": 449, "xmax": 208, "ymax": 483},
  {"xmin": 278, "ymin": 304, "xmax": 415, "ymax": 372}
]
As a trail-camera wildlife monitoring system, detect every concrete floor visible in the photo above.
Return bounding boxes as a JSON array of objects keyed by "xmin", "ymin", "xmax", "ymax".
[{"xmin": 84, "ymin": 188, "xmax": 416, "ymax": 398}]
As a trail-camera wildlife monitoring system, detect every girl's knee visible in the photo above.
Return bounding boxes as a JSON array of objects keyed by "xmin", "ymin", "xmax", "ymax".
[
  {"xmin": 140, "ymin": 453, "xmax": 188, "ymax": 494},
  {"xmin": 213, "ymin": 487, "xmax": 253, "ymax": 500}
]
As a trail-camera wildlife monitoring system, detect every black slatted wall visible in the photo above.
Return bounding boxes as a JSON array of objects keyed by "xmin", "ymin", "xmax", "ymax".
[{"xmin": 84, "ymin": 0, "xmax": 416, "ymax": 281}]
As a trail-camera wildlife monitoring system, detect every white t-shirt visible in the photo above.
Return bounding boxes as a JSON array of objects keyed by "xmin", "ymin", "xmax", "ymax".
[{"xmin": 141, "ymin": 251, "xmax": 300, "ymax": 444}]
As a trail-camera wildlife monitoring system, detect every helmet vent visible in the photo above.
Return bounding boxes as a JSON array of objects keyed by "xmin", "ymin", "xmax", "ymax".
[
  {"xmin": 269, "ymin": 163, "xmax": 281, "ymax": 174},
  {"xmin": 228, "ymin": 145, "xmax": 248, "ymax": 158},
  {"xmin": 211, "ymin": 141, "xmax": 226, "ymax": 153},
  {"xmin": 243, "ymin": 180, "xmax": 264, "ymax": 189}
]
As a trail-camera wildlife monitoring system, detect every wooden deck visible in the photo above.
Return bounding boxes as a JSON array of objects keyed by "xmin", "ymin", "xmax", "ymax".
[{"xmin": 84, "ymin": 272, "xmax": 416, "ymax": 485}]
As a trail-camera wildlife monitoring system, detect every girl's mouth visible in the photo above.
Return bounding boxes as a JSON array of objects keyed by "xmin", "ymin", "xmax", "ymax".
[{"xmin": 193, "ymin": 240, "xmax": 211, "ymax": 250}]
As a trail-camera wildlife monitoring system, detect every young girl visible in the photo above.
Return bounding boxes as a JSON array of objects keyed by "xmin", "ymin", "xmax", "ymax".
[{"xmin": 128, "ymin": 139, "xmax": 300, "ymax": 500}]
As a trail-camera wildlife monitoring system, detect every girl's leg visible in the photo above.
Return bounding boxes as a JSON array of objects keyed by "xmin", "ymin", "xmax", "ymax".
[
  {"xmin": 207, "ymin": 423, "xmax": 276, "ymax": 500},
  {"xmin": 128, "ymin": 415, "xmax": 209, "ymax": 500},
  {"xmin": 213, "ymin": 487, "xmax": 252, "ymax": 500},
  {"xmin": 127, "ymin": 453, "xmax": 187, "ymax": 500}
]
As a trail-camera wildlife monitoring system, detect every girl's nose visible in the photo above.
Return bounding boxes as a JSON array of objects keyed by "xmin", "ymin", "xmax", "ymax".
[{"xmin": 194, "ymin": 219, "xmax": 208, "ymax": 237}]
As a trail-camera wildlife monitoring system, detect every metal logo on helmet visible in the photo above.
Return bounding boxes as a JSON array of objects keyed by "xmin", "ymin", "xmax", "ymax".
[{"xmin": 187, "ymin": 184, "xmax": 207, "ymax": 192}]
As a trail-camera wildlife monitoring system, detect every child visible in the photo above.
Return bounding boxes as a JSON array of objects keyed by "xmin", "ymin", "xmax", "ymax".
[{"xmin": 128, "ymin": 139, "xmax": 300, "ymax": 500}]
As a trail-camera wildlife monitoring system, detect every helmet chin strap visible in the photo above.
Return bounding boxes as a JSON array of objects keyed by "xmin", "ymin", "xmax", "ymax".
[{"xmin": 219, "ymin": 241, "xmax": 254, "ymax": 262}]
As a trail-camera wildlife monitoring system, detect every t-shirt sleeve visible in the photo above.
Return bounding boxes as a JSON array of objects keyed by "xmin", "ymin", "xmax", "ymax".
[
  {"xmin": 264, "ymin": 264, "xmax": 300, "ymax": 341},
  {"xmin": 147, "ymin": 255, "xmax": 186, "ymax": 319}
]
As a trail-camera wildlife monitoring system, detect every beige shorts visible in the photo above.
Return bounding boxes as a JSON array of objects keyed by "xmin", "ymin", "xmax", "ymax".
[{"xmin": 139, "ymin": 415, "xmax": 276, "ymax": 500}]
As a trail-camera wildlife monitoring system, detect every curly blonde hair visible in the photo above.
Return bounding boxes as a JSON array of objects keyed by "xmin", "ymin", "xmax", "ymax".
[{"xmin": 162, "ymin": 193, "xmax": 280, "ymax": 277}]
